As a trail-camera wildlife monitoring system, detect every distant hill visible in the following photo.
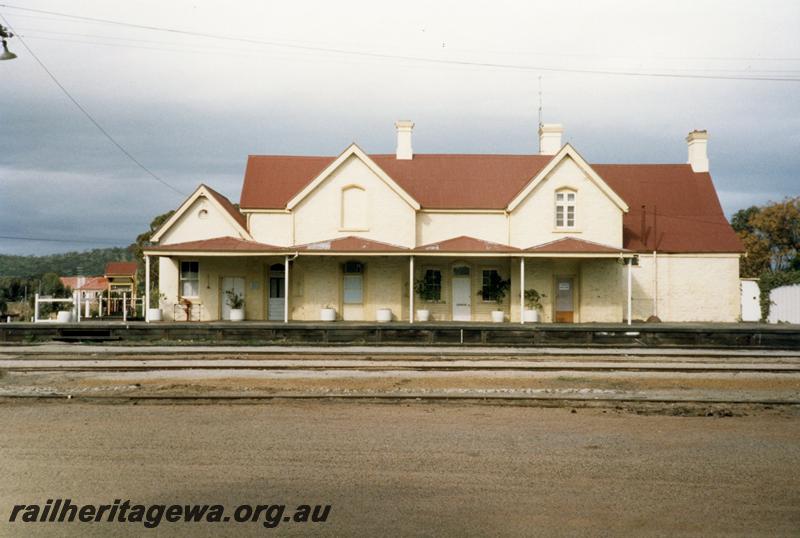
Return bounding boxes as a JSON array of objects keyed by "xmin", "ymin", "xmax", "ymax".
[{"xmin": 0, "ymin": 247, "xmax": 135, "ymax": 277}]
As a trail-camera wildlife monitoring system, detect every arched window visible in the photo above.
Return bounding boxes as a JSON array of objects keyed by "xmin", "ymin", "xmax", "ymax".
[
  {"xmin": 341, "ymin": 186, "xmax": 367, "ymax": 230},
  {"xmin": 555, "ymin": 189, "xmax": 576, "ymax": 228}
]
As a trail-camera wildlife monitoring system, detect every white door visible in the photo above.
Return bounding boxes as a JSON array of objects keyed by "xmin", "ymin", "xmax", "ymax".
[
  {"xmin": 221, "ymin": 277, "xmax": 245, "ymax": 320},
  {"xmin": 452, "ymin": 276, "xmax": 471, "ymax": 321},
  {"xmin": 740, "ymin": 280, "xmax": 760, "ymax": 322},
  {"xmin": 268, "ymin": 267, "xmax": 285, "ymax": 321}
]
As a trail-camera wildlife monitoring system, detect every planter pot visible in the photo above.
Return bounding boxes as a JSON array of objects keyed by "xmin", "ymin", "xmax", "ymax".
[
  {"xmin": 523, "ymin": 309, "xmax": 539, "ymax": 323},
  {"xmin": 56, "ymin": 311, "xmax": 72, "ymax": 323},
  {"xmin": 147, "ymin": 308, "xmax": 162, "ymax": 322},
  {"xmin": 229, "ymin": 308, "xmax": 245, "ymax": 322},
  {"xmin": 416, "ymin": 309, "xmax": 431, "ymax": 322},
  {"xmin": 376, "ymin": 308, "xmax": 392, "ymax": 323},
  {"xmin": 490, "ymin": 310, "xmax": 505, "ymax": 323},
  {"xmin": 320, "ymin": 308, "xmax": 336, "ymax": 322}
]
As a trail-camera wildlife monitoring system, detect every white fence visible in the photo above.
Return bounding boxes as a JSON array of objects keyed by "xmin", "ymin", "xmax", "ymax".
[
  {"xmin": 768, "ymin": 285, "xmax": 800, "ymax": 324},
  {"xmin": 33, "ymin": 292, "xmax": 144, "ymax": 323}
]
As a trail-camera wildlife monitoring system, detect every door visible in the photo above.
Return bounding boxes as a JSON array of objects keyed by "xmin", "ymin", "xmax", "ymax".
[
  {"xmin": 342, "ymin": 261, "xmax": 364, "ymax": 321},
  {"xmin": 452, "ymin": 265, "xmax": 472, "ymax": 321},
  {"xmin": 740, "ymin": 280, "xmax": 760, "ymax": 322},
  {"xmin": 221, "ymin": 276, "xmax": 245, "ymax": 320},
  {"xmin": 555, "ymin": 276, "xmax": 575, "ymax": 323},
  {"xmin": 268, "ymin": 265, "xmax": 285, "ymax": 321}
]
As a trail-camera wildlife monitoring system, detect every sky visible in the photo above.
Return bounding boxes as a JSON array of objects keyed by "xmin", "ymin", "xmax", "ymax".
[{"xmin": 1, "ymin": 0, "xmax": 798, "ymax": 255}]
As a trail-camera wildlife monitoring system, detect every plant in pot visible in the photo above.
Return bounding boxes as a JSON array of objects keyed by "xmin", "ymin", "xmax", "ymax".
[
  {"xmin": 147, "ymin": 290, "xmax": 166, "ymax": 322},
  {"xmin": 225, "ymin": 289, "xmax": 245, "ymax": 321},
  {"xmin": 413, "ymin": 272, "xmax": 441, "ymax": 321},
  {"xmin": 523, "ymin": 288, "xmax": 546, "ymax": 323},
  {"xmin": 320, "ymin": 304, "xmax": 336, "ymax": 322},
  {"xmin": 477, "ymin": 273, "xmax": 511, "ymax": 323}
]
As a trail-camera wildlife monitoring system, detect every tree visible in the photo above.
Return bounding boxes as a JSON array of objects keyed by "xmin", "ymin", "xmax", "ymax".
[
  {"xmin": 733, "ymin": 197, "xmax": 800, "ymax": 277},
  {"xmin": 130, "ymin": 210, "xmax": 175, "ymax": 296}
]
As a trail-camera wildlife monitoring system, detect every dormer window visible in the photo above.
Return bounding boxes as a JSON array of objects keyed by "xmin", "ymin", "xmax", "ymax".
[{"xmin": 555, "ymin": 190, "xmax": 576, "ymax": 228}]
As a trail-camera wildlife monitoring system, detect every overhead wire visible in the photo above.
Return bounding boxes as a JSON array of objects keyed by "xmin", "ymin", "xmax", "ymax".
[
  {"xmin": 0, "ymin": 15, "xmax": 186, "ymax": 197},
  {"xmin": 1, "ymin": 4, "xmax": 799, "ymax": 82}
]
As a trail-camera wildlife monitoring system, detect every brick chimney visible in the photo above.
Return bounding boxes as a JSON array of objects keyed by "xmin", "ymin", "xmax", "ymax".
[
  {"xmin": 395, "ymin": 120, "xmax": 414, "ymax": 160},
  {"xmin": 686, "ymin": 130, "xmax": 709, "ymax": 173}
]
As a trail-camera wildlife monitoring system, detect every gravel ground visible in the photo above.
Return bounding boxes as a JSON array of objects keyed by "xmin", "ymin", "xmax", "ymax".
[{"xmin": 1, "ymin": 400, "xmax": 799, "ymax": 536}]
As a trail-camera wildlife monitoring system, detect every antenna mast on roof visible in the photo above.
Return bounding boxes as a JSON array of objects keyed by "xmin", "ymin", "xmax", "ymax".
[{"xmin": 538, "ymin": 75, "xmax": 543, "ymax": 127}]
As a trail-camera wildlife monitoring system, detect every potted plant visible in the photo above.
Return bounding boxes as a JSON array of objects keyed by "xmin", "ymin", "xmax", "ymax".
[
  {"xmin": 225, "ymin": 289, "xmax": 245, "ymax": 321},
  {"xmin": 147, "ymin": 290, "xmax": 166, "ymax": 322},
  {"xmin": 376, "ymin": 308, "xmax": 392, "ymax": 322},
  {"xmin": 320, "ymin": 305, "xmax": 336, "ymax": 321},
  {"xmin": 523, "ymin": 288, "xmax": 546, "ymax": 323},
  {"xmin": 478, "ymin": 273, "xmax": 511, "ymax": 322},
  {"xmin": 414, "ymin": 273, "xmax": 441, "ymax": 321}
]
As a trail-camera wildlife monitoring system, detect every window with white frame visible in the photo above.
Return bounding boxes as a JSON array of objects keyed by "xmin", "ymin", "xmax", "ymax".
[
  {"xmin": 555, "ymin": 190, "xmax": 576, "ymax": 228},
  {"xmin": 180, "ymin": 261, "xmax": 199, "ymax": 297},
  {"xmin": 342, "ymin": 261, "xmax": 364, "ymax": 304}
]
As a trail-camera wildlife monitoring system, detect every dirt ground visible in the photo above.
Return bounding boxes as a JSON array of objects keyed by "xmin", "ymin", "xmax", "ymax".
[{"xmin": 1, "ymin": 400, "xmax": 799, "ymax": 537}]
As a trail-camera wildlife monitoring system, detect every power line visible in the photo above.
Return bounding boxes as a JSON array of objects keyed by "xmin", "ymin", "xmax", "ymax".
[
  {"xmin": 2, "ymin": 4, "xmax": 799, "ymax": 82},
  {"xmin": 0, "ymin": 15, "xmax": 186, "ymax": 197}
]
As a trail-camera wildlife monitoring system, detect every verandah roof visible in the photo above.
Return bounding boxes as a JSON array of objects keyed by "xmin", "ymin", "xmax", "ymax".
[{"xmin": 144, "ymin": 235, "xmax": 633, "ymax": 258}]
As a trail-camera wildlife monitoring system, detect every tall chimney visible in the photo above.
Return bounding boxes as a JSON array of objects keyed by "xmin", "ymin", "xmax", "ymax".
[
  {"xmin": 395, "ymin": 120, "xmax": 414, "ymax": 160},
  {"xmin": 686, "ymin": 129, "xmax": 709, "ymax": 172},
  {"xmin": 538, "ymin": 123, "xmax": 563, "ymax": 155}
]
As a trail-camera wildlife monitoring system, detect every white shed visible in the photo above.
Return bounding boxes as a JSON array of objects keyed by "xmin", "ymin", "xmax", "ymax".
[
  {"xmin": 740, "ymin": 279, "xmax": 761, "ymax": 322},
  {"xmin": 768, "ymin": 284, "xmax": 800, "ymax": 324}
]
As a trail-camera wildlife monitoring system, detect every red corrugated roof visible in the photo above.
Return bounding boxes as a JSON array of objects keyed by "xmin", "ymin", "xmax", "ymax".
[
  {"xmin": 147, "ymin": 236, "xmax": 283, "ymax": 252},
  {"xmin": 416, "ymin": 235, "xmax": 521, "ymax": 253},
  {"xmin": 294, "ymin": 236, "xmax": 409, "ymax": 252},
  {"xmin": 239, "ymin": 153, "xmax": 742, "ymax": 253},
  {"xmin": 594, "ymin": 165, "xmax": 742, "ymax": 253},
  {"xmin": 525, "ymin": 237, "xmax": 630, "ymax": 254},
  {"xmin": 104, "ymin": 262, "xmax": 138, "ymax": 276},
  {"xmin": 59, "ymin": 276, "xmax": 108, "ymax": 290},
  {"xmin": 203, "ymin": 184, "xmax": 247, "ymax": 230}
]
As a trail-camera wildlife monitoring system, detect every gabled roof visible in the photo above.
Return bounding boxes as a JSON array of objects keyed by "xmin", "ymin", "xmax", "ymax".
[
  {"xmin": 525, "ymin": 237, "xmax": 630, "ymax": 254},
  {"xmin": 294, "ymin": 236, "xmax": 409, "ymax": 252},
  {"xmin": 105, "ymin": 262, "xmax": 138, "ymax": 276},
  {"xmin": 507, "ymin": 144, "xmax": 629, "ymax": 212},
  {"xmin": 416, "ymin": 236, "xmax": 520, "ymax": 253},
  {"xmin": 204, "ymin": 185, "xmax": 247, "ymax": 229},
  {"xmin": 241, "ymin": 153, "xmax": 552, "ymax": 210},
  {"xmin": 151, "ymin": 184, "xmax": 252, "ymax": 243},
  {"xmin": 284, "ymin": 144, "xmax": 420, "ymax": 210},
  {"xmin": 144, "ymin": 236, "xmax": 283, "ymax": 253},
  {"xmin": 238, "ymin": 147, "xmax": 742, "ymax": 254}
]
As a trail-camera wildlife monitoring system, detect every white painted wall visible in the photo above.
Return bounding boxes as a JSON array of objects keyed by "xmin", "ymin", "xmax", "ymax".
[
  {"xmin": 159, "ymin": 196, "xmax": 244, "ymax": 245},
  {"xmin": 626, "ymin": 254, "xmax": 740, "ymax": 322},
  {"xmin": 509, "ymin": 156, "xmax": 623, "ymax": 249},
  {"xmin": 248, "ymin": 212, "xmax": 293, "ymax": 246},
  {"xmin": 416, "ymin": 212, "xmax": 508, "ymax": 245},
  {"xmin": 292, "ymin": 155, "xmax": 416, "ymax": 247}
]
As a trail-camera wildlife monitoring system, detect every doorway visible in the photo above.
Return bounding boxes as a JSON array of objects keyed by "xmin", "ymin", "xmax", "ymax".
[
  {"xmin": 268, "ymin": 264, "xmax": 285, "ymax": 321},
  {"xmin": 452, "ymin": 265, "xmax": 471, "ymax": 321},
  {"xmin": 554, "ymin": 276, "xmax": 575, "ymax": 323},
  {"xmin": 221, "ymin": 276, "xmax": 245, "ymax": 320}
]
